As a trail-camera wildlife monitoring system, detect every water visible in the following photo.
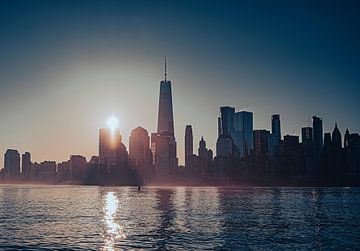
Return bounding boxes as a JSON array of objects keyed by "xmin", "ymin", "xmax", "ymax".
[{"xmin": 0, "ymin": 185, "xmax": 360, "ymax": 250}]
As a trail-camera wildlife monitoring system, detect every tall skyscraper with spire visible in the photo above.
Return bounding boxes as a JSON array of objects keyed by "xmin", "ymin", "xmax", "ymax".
[
  {"xmin": 157, "ymin": 56, "xmax": 175, "ymax": 136},
  {"xmin": 152, "ymin": 57, "xmax": 178, "ymax": 183}
]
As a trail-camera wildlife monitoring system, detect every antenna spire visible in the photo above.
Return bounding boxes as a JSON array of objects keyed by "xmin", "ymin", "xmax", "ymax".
[{"xmin": 164, "ymin": 56, "xmax": 167, "ymax": 82}]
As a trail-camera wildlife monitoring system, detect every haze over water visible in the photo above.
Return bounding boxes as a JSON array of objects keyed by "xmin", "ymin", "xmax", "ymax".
[{"xmin": 1, "ymin": 185, "xmax": 359, "ymax": 250}]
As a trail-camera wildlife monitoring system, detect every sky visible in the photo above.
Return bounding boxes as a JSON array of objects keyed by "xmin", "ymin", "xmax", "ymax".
[{"xmin": 0, "ymin": 0, "xmax": 359, "ymax": 166}]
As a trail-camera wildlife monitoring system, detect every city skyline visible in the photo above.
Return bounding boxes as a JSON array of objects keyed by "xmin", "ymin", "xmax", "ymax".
[
  {"xmin": 2, "ymin": 65, "xmax": 358, "ymax": 186},
  {"xmin": 0, "ymin": 57, "xmax": 358, "ymax": 166},
  {"xmin": 1, "ymin": 1, "xmax": 360, "ymax": 166},
  {"xmin": 1, "ymin": 1, "xmax": 360, "ymax": 250}
]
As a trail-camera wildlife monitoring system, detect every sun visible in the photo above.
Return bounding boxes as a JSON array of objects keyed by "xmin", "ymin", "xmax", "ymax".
[{"xmin": 107, "ymin": 116, "xmax": 119, "ymax": 130}]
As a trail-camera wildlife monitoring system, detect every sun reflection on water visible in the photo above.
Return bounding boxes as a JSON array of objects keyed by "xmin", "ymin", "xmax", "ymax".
[{"xmin": 102, "ymin": 192, "xmax": 126, "ymax": 251}]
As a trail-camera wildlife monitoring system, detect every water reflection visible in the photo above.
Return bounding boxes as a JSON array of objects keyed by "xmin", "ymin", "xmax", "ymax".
[
  {"xmin": 1, "ymin": 186, "xmax": 360, "ymax": 250},
  {"xmin": 154, "ymin": 188, "xmax": 175, "ymax": 250},
  {"xmin": 102, "ymin": 192, "xmax": 126, "ymax": 251}
]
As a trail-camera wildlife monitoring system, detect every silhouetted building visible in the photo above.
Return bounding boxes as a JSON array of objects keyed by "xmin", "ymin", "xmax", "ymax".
[
  {"xmin": 70, "ymin": 155, "xmax": 86, "ymax": 182},
  {"xmin": 90, "ymin": 156, "xmax": 99, "ymax": 163},
  {"xmin": 281, "ymin": 135, "xmax": 301, "ymax": 177},
  {"xmin": 253, "ymin": 130, "xmax": 270, "ymax": 179},
  {"xmin": 99, "ymin": 128, "xmax": 121, "ymax": 166},
  {"xmin": 84, "ymin": 161, "xmax": 107, "ymax": 185},
  {"xmin": 129, "ymin": 126, "xmax": 153, "ymax": 183},
  {"xmin": 302, "ymin": 127, "xmax": 313, "ymax": 145},
  {"xmin": 344, "ymin": 131, "xmax": 360, "ymax": 175},
  {"xmin": 185, "ymin": 125, "xmax": 193, "ymax": 169},
  {"xmin": 157, "ymin": 58, "xmax": 175, "ymax": 137},
  {"xmin": 344, "ymin": 129, "xmax": 350, "ymax": 148},
  {"xmin": 254, "ymin": 130, "xmax": 270, "ymax": 161},
  {"xmin": 36, "ymin": 161, "xmax": 57, "ymax": 182},
  {"xmin": 217, "ymin": 117, "xmax": 222, "ymax": 137},
  {"xmin": 198, "ymin": 137, "xmax": 207, "ymax": 159},
  {"xmin": 215, "ymin": 129, "xmax": 244, "ymax": 181},
  {"xmin": 115, "ymin": 141, "xmax": 128, "ymax": 169},
  {"xmin": 21, "ymin": 152, "xmax": 32, "ymax": 180},
  {"xmin": 186, "ymin": 154, "xmax": 200, "ymax": 184},
  {"xmin": 320, "ymin": 124, "xmax": 345, "ymax": 179},
  {"xmin": 217, "ymin": 107, "xmax": 255, "ymax": 159},
  {"xmin": 99, "ymin": 127, "xmax": 127, "ymax": 169},
  {"xmin": 4, "ymin": 149, "xmax": 20, "ymax": 180},
  {"xmin": 153, "ymin": 58, "xmax": 178, "ymax": 183},
  {"xmin": 198, "ymin": 136, "xmax": 213, "ymax": 179},
  {"xmin": 57, "ymin": 160, "xmax": 71, "ymax": 181},
  {"xmin": 233, "ymin": 111, "xmax": 254, "ymax": 158},
  {"xmin": 323, "ymin": 133, "xmax": 332, "ymax": 152},
  {"xmin": 270, "ymin": 114, "xmax": 281, "ymax": 157},
  {"xmin": 312, "ymin": 116, "xmax": 323, "ymax": 157},
  {"xmin": 312, "ymin": 116, "xmax": 323, "ymax": 174},
  {"xmin": 330, "ymin": 123, "xmax": 344, "ymax": 175},
  {"xmin": 152, "ymin": 133, "xmax": 177, "ymax": 183},
  {"xmin": 217, "ymin": 106, "xmax": 238, "ymax": 159},
  {"xmin": 320, "ymin": 132, "xmax": 331, "ymax": 176},
  {"xmin": 218, "ymin": 106, "xmax": 235, "ymax": 136},
  {"xmin": 331, "ymin": 123, "xmax": 342, "ymax": 150},
  {"xmin": 301, "ymin": 127, "xmax": 315, "ymax": 175},
  {"xmin": 216, "ymin": 134, "xmax": 235, "ymax": 157}
]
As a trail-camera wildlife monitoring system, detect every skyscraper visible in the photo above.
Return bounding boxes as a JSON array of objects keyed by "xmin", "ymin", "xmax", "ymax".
[
  {"xmin": 129, "ymin": 126, "xmax": 153, "ymax": 183},
  {"xmin": 129, "ymin": 126, "xmax": 151, "ymax": 165},
  {"xmin": 157, "ymin": 57, "xmax": 174, "ymax": 136},
  {"xmin": 323, "ymin": 133, "xmax": 332, "ymax": 152},
  {"xmin": 152, "ymin": 132, "xmax": 177, "ymax": 182},
  {"xmin": 283, "ymin": 135, "xmax": 301, "ymax": 176},
  {"xmin": 21, "ymin": 152, "xmax": 32, "ymax": 180},
  {"xmin": 301, "ymin": 127, "xmax": 314, "ymax": 175},
  {"xmin": 216, "ymin": 135, "xmax": 235, "ymax": 157},
  {"xmin": 4, "ymin": 149, "xmax": 20, "ymax": 180},
  {"xmin": 36, "ymin": 161, "xmax": 57, "ymax": 182},
  {"xmin": 153, "ymin": 58, "xmax": 178, "ymax": 183},
  {"xmin": 185, "ymin": 125, "xmax": 193, "ymax": 168},
  {"xmin": 70, "ymin": 155, "xmax": 87, "ymax": 181},
  {"xmin": 272, "ymin": 114, "xmax": 281, "ymax": 144},
  {"xmin": 218, "ymin": 106, "xmax": 235, "ymax": 136},
  {"xmin": 198, "ymin": 137, "xmax": 207, "ymax": 159},
  {"xmin": 233, "ymin": 111, "xmax": 254, "ymax": 158},
  {"xmin": 99, "ymin": 128, "xmax": 124, "ymax": 167},
  {"xmin": 270, "ymin": 114, "xmax": 281, "ymax": 157},
  {"xmin": 253, "ymin": 130, "xmax": 270, "ymax": 161},
  {"xmin": 301, "ymin": 127, "xmax": 313, "ymax": 145},
  {"xmin": 217, "ymin": 106, "xmax": 237, "ymax": 158},
  {"xmin": 331, "ymin": 123, "xmax": 342, "ymax": 150},
  {"xmin": 343, "ymin": 130, "xmax": 360, "ymax": 174},
  {"xmin": 253, "ymin": 129, "xmax": 270, "ymax": 178},
  {"xmin": 198, "ymin": 136, "xmax": 213, "ymax": 180},
  {"xmin": 312, "ymin": 116, "xmax": 323, "ymax": 157},
  {"xmin": 344, "ymin": 129, "xmax": 350, "ymax": 148}
]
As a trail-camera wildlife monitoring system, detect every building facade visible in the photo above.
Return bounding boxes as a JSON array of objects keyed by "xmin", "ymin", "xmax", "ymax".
[
  {"xmin": 153, "ymin": 58, "xmax": 178, "ymax": 183},
  {"xmin": 129, "ymin": 126, "xmax": 153, "ymax": 183},
  {"xmin": 4, "ymin": 149, "xmax": 20, "ymax": 180}
]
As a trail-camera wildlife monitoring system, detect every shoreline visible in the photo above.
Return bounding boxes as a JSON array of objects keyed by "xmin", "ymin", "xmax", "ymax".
[{"xmin": 1, "ymin": 181, "xmax": 359, "ymax": 188}]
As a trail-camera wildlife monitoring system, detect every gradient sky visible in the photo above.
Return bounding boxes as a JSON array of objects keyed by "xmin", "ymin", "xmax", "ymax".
[{"xmin": 0, "ymin": 0, "xmax": 359, "ymax": 166}]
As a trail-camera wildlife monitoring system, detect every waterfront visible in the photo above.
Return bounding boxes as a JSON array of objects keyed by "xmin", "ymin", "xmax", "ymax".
[{"xmin": 0, "ymin": 185, "xmax": 359, "ymax": 250}]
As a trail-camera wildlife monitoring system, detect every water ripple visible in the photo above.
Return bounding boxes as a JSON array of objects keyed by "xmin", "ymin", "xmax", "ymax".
[{"xmin": 0, "ymin": 185, "xmax": 360, "ymax": 250}]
